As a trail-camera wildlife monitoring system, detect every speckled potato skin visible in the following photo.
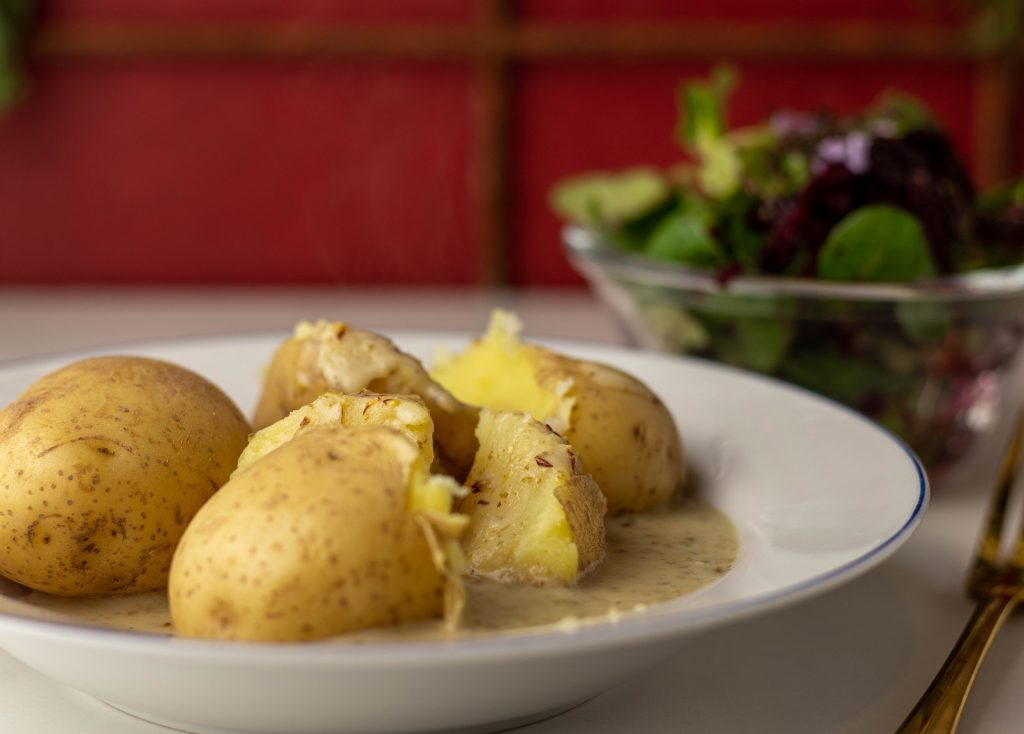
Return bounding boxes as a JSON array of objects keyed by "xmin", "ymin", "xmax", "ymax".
[
  {"xmin": 0, "ymin": 356, "xmax": 251, "ymax": 596},
  {"xmin": 169, "ymin": 426, "xmax": 448, "ymax": 642},
  {"xmin": 251, "ymin": 336, "xmax": 313, "ymax": 426},
  {"xmin": 534, "ymin": 351, "xmax": 685, "ymax": 514},
  {"xmin": 253, "ymin": 322, "xmax": 479, "ymax": 480}
]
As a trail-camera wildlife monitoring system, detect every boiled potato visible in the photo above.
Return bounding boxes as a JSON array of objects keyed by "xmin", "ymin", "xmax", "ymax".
[
  {"xmin": 236, "ymin": 391, "xmax": 435, "ymax": 476},
  {"xmin": 253, "ymin": 321, "xmax": 479, "ymax": 480},
  {"xmin": 237, "ymin": 391, "xmax": 458, "ymax": 519},
  {"xmin": 432, "ymin": 310, "xmax": 685, "ymax": 513},
  {"xmin": 461, "ymin": 410, "xmax": 606, "ymax": 585},
  {"xmin": 169, "ymin": 425, "xmax": 466, "ymax": 642},
  {"xmin": 0, "ymin": 356, "xmax": 251, "ymax": 596}
]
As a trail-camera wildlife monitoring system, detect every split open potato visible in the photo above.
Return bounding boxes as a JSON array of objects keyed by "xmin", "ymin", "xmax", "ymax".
[
  {"xmin": 253, "ymin": 321, "xmax": 479, "ymax": 480},
  {"xmin": 237, "ymin": 391, "xmax": 436, "ymax": 476},
  {"xmin": 432, "ymin": 311, "xmax": 685, "ymax": 513},
  {"xmin": 460, "ymin": 409, "xmax": 606, "ymax": 585}
]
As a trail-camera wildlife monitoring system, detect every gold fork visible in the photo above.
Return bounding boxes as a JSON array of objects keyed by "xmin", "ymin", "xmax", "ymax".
[{"xmin": 896, "ymin": 415, "xmax": 1024, "ymax": 733}]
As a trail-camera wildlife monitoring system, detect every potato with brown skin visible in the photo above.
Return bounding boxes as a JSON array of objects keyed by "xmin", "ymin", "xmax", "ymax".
[
  {"xmin": 532, "ymin": 350, "xmax": 685, "ymax": 513},
  {"xmin": 0, "ymin": 356, "xmax": 251, "ymax": 596},
  {"xmin": 169, "ymin": 425, "xmax": 466, "ymax": 642},
  {"xmin": 253, "ymin": 321, "xmax": 479, "ymax": 480},
  {"xmin": 432, "ymin": 311, "xmax": 685, "ymax": 513}
]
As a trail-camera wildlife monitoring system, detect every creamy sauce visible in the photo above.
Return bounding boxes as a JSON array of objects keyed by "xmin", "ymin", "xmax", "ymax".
[{"xmin": 2, "ymin": 498, "xmax": 737, "ymax": 640}]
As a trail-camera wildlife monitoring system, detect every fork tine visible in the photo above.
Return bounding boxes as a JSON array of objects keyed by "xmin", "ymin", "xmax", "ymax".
[
  {"xmin": 897, "ymin": 413, "xmax": 1024, "ymax": 732},
  {"xmin": 1012, "ymin": 441, "xmax": 1024, "ymax": 574},
  {"xmin": 967, "ymin": 413, "xmax": 1024, "ymax": 598}
]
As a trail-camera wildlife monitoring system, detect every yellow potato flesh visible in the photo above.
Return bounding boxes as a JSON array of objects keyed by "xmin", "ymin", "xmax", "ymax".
[
  {"xmin": 433, "ymin": 310, "xmax": 685, "ymax": 513},
  {"xmin": 461, "ymin": 410, "xmax": 606, "ymax": 585},
  {"xmin": 169, "ymin": 425, "xmax": 465, "ymax": 642},
  {"xmin": 237, "ymin": 392, "xmax": 435, "ymax": 476},
  {"xmin": 0, "ymin": 356, "xmax": 251, "ymax": 596},
  {"xmin": 432, "ymin": 311, "xmax": 572, "ymax": 435}
]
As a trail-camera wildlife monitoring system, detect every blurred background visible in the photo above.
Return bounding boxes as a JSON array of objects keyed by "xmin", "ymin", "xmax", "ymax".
[{"xmin": 0, "ymin": 0, "xmax": 1020, "ymax": 288}]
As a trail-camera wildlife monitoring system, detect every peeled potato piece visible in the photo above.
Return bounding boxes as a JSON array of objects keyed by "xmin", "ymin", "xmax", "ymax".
[
  {"xmin": 460, "ymin": 409, "xmax": 606, "ymax": 585},
  {"xmin": 253, "ymin": 321, "xmax": 479, "ymax": 480},
  {"xmin": 432, "ymin": 310, "xmax": 685, "ymax": 513},
  {"xmin": 169, "ymin": 426, "xmax": 466, "ymax": 642}
]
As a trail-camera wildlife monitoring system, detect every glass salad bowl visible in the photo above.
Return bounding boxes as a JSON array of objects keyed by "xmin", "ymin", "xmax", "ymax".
[{"xmin": 565, "ymin": 225, "xmax": 1024, "ymax": 474}]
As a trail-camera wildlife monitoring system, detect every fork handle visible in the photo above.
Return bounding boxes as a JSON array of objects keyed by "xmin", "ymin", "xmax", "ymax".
[{"xmin": 895, "ymin": 592, "xmax": 1020, "ymax": 733}]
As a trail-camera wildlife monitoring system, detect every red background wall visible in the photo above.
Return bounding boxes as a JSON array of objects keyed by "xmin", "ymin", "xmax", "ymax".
[{"xmin": 0, "ymin": 1, "xmax": 1015, "ymax": 286}]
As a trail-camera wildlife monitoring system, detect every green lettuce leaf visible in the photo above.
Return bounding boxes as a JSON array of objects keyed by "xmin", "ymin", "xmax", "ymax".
[{"xmin": 817, "ymin": 205, "xmax": 936, "ymax": 282}]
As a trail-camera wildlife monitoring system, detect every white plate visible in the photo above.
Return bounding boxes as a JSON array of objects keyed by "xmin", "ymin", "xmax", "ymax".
[{"xmin": 0, "ymin": 332, "xmax": 927, "ymax": 734}]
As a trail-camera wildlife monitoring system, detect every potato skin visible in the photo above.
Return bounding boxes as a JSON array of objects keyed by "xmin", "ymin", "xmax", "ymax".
[
  {"xmin": 253, "ymin": 322, "xmax": 479, "ymax": 481},
  {"xmin": 534, "ymin": 352, "xmax": 685, "ymax": 513},
  {"xmin": 431, "ymin": 309, "xmax": 685, "ymax": 514},
  {"xmin": 169, "ymin": 426, "xmax": 448, "ymax": 642},
  {"xmin": 0, "ymin": 356, "xmax": 251, "ymax": 596}
]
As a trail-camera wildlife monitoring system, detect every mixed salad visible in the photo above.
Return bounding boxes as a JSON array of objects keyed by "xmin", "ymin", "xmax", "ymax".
[
  {"xmin": 552, "ymin": 66, "xmax": 1024, "ymax": 282},
  {"xmin": 552, "ymin": 68, "xmax": 1024, "ymax": 469}
]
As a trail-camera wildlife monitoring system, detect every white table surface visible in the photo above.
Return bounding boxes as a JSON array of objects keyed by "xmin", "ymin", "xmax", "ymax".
[{"xmin": 0, "ymin": 286, "xmax": 1021, "ymax": 734}]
